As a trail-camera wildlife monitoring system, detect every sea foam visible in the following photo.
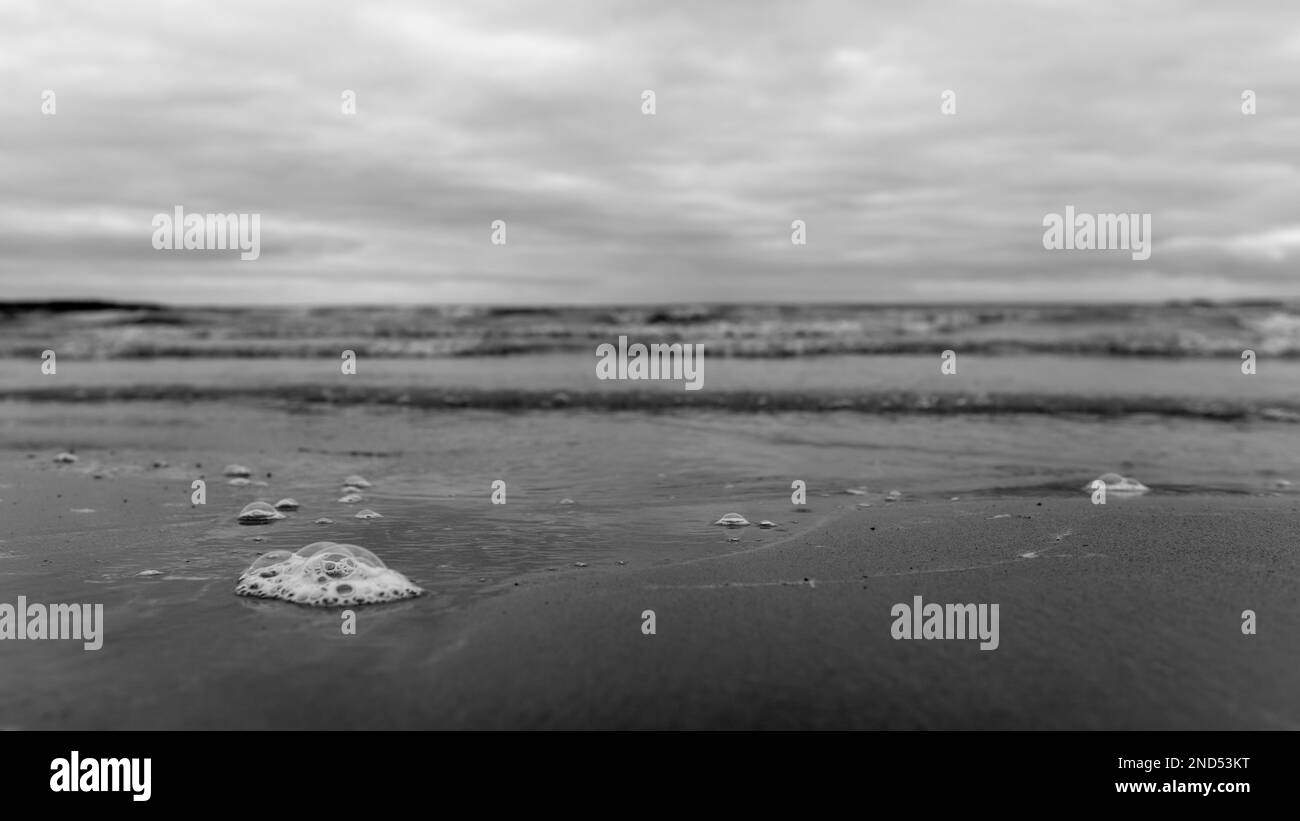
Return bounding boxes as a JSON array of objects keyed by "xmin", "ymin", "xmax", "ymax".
[
  {"xmin": 237, "ymin": 501, "xmax": 286, "ymax": 524},
  {"xmin": 1085, "ymin": 472, "xmax": 1149, "ymax": 494},
  {"xmin": 234, "ymin": 542, "xmax": 423, "ymax": 606}
]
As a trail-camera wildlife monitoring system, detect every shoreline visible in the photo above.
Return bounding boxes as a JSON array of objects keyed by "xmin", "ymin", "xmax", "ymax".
[
  {"xmin": 412, "ymin": 494, "xmax": 1300, "ymax": 730},
  {"xmin": 1, "ymin": 481, "xmax": 1295, "ymax": 728},
  {"xmin": 1, "ymin": 399, "xmax": 1297, "ymax": 729}
]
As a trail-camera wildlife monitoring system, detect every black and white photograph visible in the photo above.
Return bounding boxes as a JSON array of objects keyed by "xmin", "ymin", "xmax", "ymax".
[{"xmin": 0, "ymin": 0, "xmax": 1296, "ymax": 795}]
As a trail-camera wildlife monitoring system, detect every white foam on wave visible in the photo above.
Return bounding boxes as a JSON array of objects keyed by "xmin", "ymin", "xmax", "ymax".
[{"xmin": 235, "ymin": 541, "xmax": 423, "ymax": 607}]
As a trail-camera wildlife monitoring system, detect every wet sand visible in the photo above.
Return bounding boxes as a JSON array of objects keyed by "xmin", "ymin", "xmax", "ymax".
[
  {"xmin": 2, "ymin": 433, "xmax": 1296, "ymax": 728},
  {"xmin": 2, "ymin": 392, "xmax": 1298, "ymax": 729},
  {"xmin": 414, "ymin": 494, "xmax": 1300, "ymax": 729}
]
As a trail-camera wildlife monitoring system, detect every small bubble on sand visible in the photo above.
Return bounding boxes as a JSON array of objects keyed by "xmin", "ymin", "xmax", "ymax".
[
  {"xmin": 234, "ymin": 542, "xmax": 423, "ymax": 607},
  {"xmin": 714, "ymin": 513, "xmax": 751, "ymax": 527},
  {"xmin": 136, "ymin": 570, "xmax": 163, "ymax": 577},
  {"xmin": 844, "ymin": 488, "xmax": 867, "ymax": 495},
  {"xmin": 338, "ymin": 493, "xmax": 363, "ymax": 503},
  {"xmin": 354, "ymin": 509, "xmax": 383, "ymax": 519},
  {"xmin": 54, "ymin": 452, "xmax": 78, "ymax": 463},
  {"xmin": 989, "ymin": 514, "xmax": 1011, "ymax": 519},
  {"xmin": 314, "ymin": 518, "xmax": 333, "ymax": 524},
  {"xmin": 574, "ymin": 562, "xmax": 587, "ymax": 567},
  {"xmin": 343, "ymin": 474, "xmax": 372, "ymax": 488},
  {"xmin": 151, "ymin": 460, "xmax": 168, "ymax": 468},
  {"xmin": 237, "ymin": 501, "xmax": 286, "ymax": 524},
  {"xmin": 228, "ymin": 478, "xmax": 252, "ymax": 487},
  {"xmin": 71, "ymin": 508, "xmax": 96, "ymax": 514},
  {"xmin": 224, "ymin": 465, "xmax": 251, "ymax": 477},
  {"xmin": 886, "ymin": 490, "xmax": 902, "ymax": 501},
  {"xmin": 758, "ymin": 520, "xmax": 777, "ymax": 528},
  {"xmin": 274, "ymin": 498, "xmax": 300, "ymax": 511},
  {"xmin": 558, "ymin": 498, "xmax": 576, "ymax": 505},
  {"xmin": 1085, "ymin": 473, "xmax": 1149, "ymax": 494}
]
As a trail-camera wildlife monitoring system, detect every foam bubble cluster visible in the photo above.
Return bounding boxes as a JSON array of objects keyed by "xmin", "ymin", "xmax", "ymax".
[
  {"xmin": 235, "ymin": 541, "xmax": 423, "ymax": 606},
  {"xmin": 238, "ymin": 501, "xmax": 286, "ymax": 524},
  {"xmin": 1085, "ymin": 472, "xmax": 1149, "ymax": 494}
]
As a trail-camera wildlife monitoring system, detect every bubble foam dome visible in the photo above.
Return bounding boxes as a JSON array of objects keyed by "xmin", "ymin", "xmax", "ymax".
[
  {"xmin": 235, "ymin": 542, "xmax": 424, "ymax": 607},
  {"xmin": 1084, "ymin": 472, "xmax": 1150, "ymax": 494},
  {"xmin": 237, "ymin": 501, "xmax": 286, "ymax": 524}
]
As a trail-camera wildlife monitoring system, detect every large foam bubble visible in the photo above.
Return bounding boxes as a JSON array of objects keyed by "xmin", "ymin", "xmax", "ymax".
[
  {"xmin": 238, "ymin": 501, "xmax": 286, "ymax": 524},
  {"xmin": 1085, "ymin": 472, "xmax": 1149, "ymax": 494},
  {"xmin": 234, "ymin": 542, "xmax": 423, "ymax": 606}
]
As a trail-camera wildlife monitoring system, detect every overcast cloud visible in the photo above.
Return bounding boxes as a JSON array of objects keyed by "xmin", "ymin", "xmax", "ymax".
[{"xmin": 2, "ymin": 0, "xmax": 1298, "ymax": 304}]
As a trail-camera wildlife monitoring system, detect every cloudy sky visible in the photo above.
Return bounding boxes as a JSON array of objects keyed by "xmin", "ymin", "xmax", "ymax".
[{"xmin": 2, "ymin": 0, "xmax": 1298, "ymax": 304}]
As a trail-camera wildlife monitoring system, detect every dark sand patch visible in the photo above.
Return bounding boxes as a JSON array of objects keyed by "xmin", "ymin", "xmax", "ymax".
[{"xmin": 411, "ymin": 496, "xmax": 1300, "ymax": 729}]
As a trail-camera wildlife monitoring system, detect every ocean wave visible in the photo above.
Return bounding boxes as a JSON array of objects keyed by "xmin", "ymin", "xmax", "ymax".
[
  {"xmin": 4, "ymin": 301, "xmax": 1300, "ymax": 359},
  {"xmin": 4, "ymin": 383, "xmax": 1297, "ymax": 420}
]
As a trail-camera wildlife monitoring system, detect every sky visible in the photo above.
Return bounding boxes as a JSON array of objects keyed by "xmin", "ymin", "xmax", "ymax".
[{"xmin": 2, "ymin": 0, "xmax": 1299, "ymax": 305}]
